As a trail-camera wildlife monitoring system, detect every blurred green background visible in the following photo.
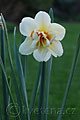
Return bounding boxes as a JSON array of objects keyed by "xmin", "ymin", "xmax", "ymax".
[{"xmin": 0, "ymin": 0, "xmax": 80, "ymax": 120}]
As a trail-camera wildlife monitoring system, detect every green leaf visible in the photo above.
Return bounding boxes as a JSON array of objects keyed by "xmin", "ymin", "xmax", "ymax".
[
  {"xmin": 0, "ymin": 57, "xmax": 21, "ymax": 120},
  {"xmin": 49, "ymin": 8, "xmax": 54, "ymax": 23},
  {"xmin": 57, "ymin": 35, "xmax": 80, "ymax": 120},
  {"xmin": 21, "ymin": 36, "xmax": 27, "ymax": 81},
  {"xmin": 7, "ymin": 76, "xmax": 11, "ymax": 104},
  {"xmin": 1, "ymin": 14, "xmax": 24, "ymax": 120},
  {"xmin": 30, "ymin": 63, "xmax": 41, "ymax": 116},
  {"xmin": 0, "ymin": 23, "xmax": 8, "ymax": 120},
  {"xmin": 21, "ymin": 55, "xmax": 27, "ymax": 80},
  {"xmin": 14, "ymin": 27, "xmax": 30, "ymax": 120}
]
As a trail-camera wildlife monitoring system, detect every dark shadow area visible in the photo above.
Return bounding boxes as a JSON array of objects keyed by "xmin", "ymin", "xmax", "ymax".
[{"xmin": 0, "ymin": 0, "xmax": 80, "ymax": 23}]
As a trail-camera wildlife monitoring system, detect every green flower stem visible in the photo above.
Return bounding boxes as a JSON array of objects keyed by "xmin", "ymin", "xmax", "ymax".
[
  {"xmin": 37, "ymin": 62, "xmax": 46, "ymax": 120},
  {"xmin": 57, "ymin": 35, "xmax": 80, "ymax": 120},
  {"xmin": 44, "ymin": 8, "xmax": 53, "ymax": 120},
  {"xmin": 45, "ymin": 57, "xmax": 52, "ymax": 120},
  {"xmin": 0, "ymin": 24, "xmax": 8, "ymax": 120}
]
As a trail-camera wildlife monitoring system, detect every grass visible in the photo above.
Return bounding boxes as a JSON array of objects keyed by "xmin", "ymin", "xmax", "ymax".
[{"xmin": 0, "ymin": 22, "xmax": 80, "ymax": 120}]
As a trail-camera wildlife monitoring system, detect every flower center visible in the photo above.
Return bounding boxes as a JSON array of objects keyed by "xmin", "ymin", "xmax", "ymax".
[{"xmin": 30, "ymin": 30, "xmax": 53, "ymax": 48}]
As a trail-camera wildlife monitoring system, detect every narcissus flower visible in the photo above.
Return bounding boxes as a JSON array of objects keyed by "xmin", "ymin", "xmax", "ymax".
[{"xmin": 19, "ymin": 11, "xmax": 66, "ymax": 62}]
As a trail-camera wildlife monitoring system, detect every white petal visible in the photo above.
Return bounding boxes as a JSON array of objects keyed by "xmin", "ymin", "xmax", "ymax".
[
  {"xmin": 19, "ymin": 37, "xmax": 35, "ymax": 55},
  {"xmin": 42, "ymin": 39, "xmax": 50, "ymax": 47},
  {"xmin": 33, "ymin": 32, "xmax": 38, "ymax": 39},
  {"xmin": 44, "ymin": 51, "xmax": 51, "ymax": 62},
  {"xmin": 48, "ymin": 41, "xmax": 63, "ymax": 57},
  {"xmin": 33, "ymin": 48, "xmax": 50, "ymax": 62},
  {"xmin": 35, "ymin": 11, "xmax": 51, "ymax": 31},
  {"xmin": 31, "ymin": 39, "xmax": 38, "ymax": 48},
  {"xmin": 49, "ymin": 23, "xmax": 66, "ymax": 40},
  {"xmin": 46, "ymin": 39, "xmax": 50, "ymax": 46},
  {"xmin": 50, "ymin": 36, "xmax": 56, "ymax": 43},
  {"xmin": 19, "ymin": 17, "xmax": 37, "ymax": 36}
]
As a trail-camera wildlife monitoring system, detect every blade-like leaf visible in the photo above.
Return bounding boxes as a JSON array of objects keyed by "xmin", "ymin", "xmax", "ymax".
[
  {"xmin": 0, "ymin": 57, "xmax": 21, "ymax": 120},
  {"xmin": 0, "ymin": 24, "xmax": 8, "ymax": 120},
  {"xmin": 57, "ymin": 35, "xmax": 80, "ymax": 120},
  {"xmin": 21, "ymin": 55, "xmax": 27, "ymax": 80},
  {"xmin": 49, "ymin": 8, "xmax": 54, "ymax": 23},
  {"xmin": 14, "ymin": 27, "xmax": 30, "ymax": 120},
  {"xmin": 21, "ymin": 36, "xmax": 27, "ymax": 80},
  {"xmin": 1, "ymin": 14, "xmax": 24, "ymax": 120},
  {"xmin": 30, "ymin": 63, "xmax": 41, "ymax": 116}
]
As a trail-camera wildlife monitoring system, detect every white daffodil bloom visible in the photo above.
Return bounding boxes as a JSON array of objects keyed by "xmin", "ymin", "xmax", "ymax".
[{"xmin": 19, "ymin": 11, "xmax": 66, "ymax": 62}]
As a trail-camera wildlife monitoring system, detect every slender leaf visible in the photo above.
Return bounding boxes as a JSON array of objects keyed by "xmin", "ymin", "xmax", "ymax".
[
  {"xmin": 7, "ymin": 76, "xmax": 11, "ymax": 104},
  {"xmin": 0, "ymin": 56, "xmax": 21, "ymax": 120},
  {"xmin": 57, "ymin": 35, "xmax": 80, "ymax": 120},
  {"xmin": 37, "ymin": 62, "xmax": 46, "ymax": 120},
  {"xmin": 30, "ymin": 63, "xmax": 41, "ymax": 116},
  {"xmin": 49, "ymin": 8, "xmax": 54, "ymax": 23},
  {"xmin": 21, "ymin": 36, "xmax": 27, "ymax": 80},
  {"xmin": 14, "ymin": 27, "xmax": 30, "ymax": 120},
  {"xmin": 21, "ymin": 55, "xmax": 27, "ymax": 80},
  {"xmin": 0, "ymin": 24, "xmax": 8, "ymax": 120},
  {"xmin": 1, "ymin": 14, "xmax": 24, "ymax": 120}
]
